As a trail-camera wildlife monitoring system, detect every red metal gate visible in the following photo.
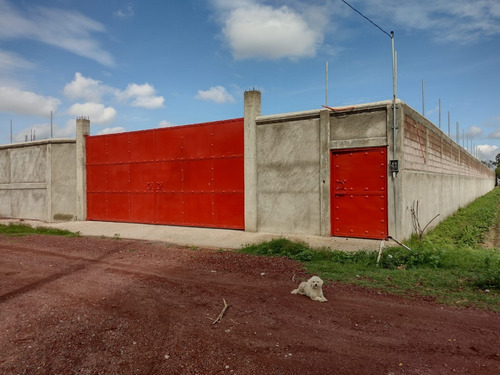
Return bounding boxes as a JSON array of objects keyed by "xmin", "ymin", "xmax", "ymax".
[
  {"xmin": 86, "ymin": 118, "xmax": 244, "ymax": 229},
  {"xmin": 330, "ymin": 147, "xmax": 388, "ymax": 239}
]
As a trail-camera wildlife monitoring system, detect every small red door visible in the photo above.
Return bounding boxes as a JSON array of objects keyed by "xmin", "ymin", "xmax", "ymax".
[{"xmin": 331, "ymin": 147, "xmax": 388, "ymax": 239}]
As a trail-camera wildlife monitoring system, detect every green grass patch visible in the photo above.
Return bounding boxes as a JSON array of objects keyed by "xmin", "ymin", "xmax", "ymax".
[
  {"xmin": 0, "ymin": 222, "xmax": 79, "ymax": 237},
  {"xmin": 240, "ymin": 189, "xmax": 500, "ymax": 311}
]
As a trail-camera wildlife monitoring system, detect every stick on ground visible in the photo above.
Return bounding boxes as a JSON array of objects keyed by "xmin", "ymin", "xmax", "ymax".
[{"xmin": 212, "ymin": 299, "xmax": 229, "ymax": 324}]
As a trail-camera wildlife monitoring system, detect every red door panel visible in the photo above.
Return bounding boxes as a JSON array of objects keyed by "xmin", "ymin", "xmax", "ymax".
[
  {"xmin": 130, "ymin": 131, "xmax": 155, "ymax": 162},
  {"xmin": 213, "ymin": 158, "xmax": 244, "ymax": 192},
  {"xmin": 213, "ymin": 193, "xmax": 245, "ymax": 229},
  {"xmin": 331, "ymin": 147, "xmax": 388, "ymax": 239},
  {"xmin": 86, "ymin": 118, "xmax": 244, "ymax": 229},
  {"xmin": 156, "ymin": 161, "xmax": 183, "ymax": 191},
  {"xmin": 156, "ymin": 193, "xmax": 183, "ymax": 225}
]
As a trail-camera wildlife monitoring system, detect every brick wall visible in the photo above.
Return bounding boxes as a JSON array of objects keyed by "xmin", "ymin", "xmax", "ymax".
[{"xmin": 403, "ymin": 115, "xmax": 491, "ymax": 179}]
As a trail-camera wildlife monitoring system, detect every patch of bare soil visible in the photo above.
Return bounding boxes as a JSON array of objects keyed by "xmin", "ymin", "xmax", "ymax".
[
  {"xmin": 1, "ymin": 234, "xmax": 499, "ymax": 374},
  {"xmin": 483, "ymin": 208, "xmax": 500, "ymax": 249}
]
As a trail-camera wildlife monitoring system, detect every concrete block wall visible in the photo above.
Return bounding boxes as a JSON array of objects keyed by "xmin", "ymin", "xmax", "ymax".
[
  {"xmin": 0, "ymin": 139, "xmax": 77, "ymax": 221},
  {"xmin": 396, "ymin": 104, "xmax": 495, "ymax": 240},
  {"xmin": 249, "ymin": 98, "xmax": 391, "ymax": 237},
  {"xmin": 244, "ymin": 93, "xmax": 495, "ymax": 240},
  {"xmin": 255, "ymin": 111, "xmax": 324, "ymax": 235}
]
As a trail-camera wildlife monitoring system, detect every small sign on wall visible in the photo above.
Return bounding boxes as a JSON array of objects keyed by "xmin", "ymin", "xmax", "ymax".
[{"xmin": 390, "ymin": 159, "xmax": 399, "ymax": 173}]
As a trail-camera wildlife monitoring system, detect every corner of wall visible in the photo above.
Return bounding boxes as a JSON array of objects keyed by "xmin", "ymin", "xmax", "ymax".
[
  {"xmin": 243, "ymin": 90, "xmax": 261, "ymax": 232},
  {"xmin": 76, "ymin": 118, "xmax": 90, "ymax": 221}
]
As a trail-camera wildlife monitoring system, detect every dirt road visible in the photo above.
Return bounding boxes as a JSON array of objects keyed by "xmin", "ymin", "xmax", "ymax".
[{"xmin": 1, "ymin": 234, "xmax": 499, "ymax": 374}]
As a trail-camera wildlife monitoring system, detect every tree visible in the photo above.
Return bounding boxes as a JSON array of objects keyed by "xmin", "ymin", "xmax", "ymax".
[{"xmin": 495, "ymin": 153, "xmax": 500, "ymax": 166}]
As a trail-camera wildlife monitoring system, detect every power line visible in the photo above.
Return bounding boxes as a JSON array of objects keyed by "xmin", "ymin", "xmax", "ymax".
[{"xmin": 338, "ymin": 0, "xmax": 392, "ymax": 38}]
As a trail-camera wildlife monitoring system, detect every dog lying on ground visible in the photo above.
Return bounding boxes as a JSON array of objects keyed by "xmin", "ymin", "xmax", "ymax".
[{"xmin": 291, "ymin": 275, "xmax": 327, "ymax": 302}]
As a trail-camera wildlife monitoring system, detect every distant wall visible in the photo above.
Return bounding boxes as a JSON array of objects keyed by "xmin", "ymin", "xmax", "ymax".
[
  {"xmin": 0, "ymin": 139, "xmax": 77, "ymax": 221},
  {"xmin": 397, "ymin": 105, "xmax": 495, "ymax": 239}
]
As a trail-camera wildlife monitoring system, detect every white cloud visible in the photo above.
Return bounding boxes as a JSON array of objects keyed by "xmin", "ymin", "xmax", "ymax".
[
  {"xmin": 13, "ymin": 121, "xmax": 76, "ymax": 142},
  {"xmin": 63, "ymin": 72, "xmax": 112, "ymax": 102},
  {"xmin": 0, "ymin": 49, "xmax": 34, "ymax": 71},
  {"xmin": 97, "ymin": 127, "xmax": 126, "ymax": 135},
  {"xmin": 113, "ymin": 5, "xmax": 134, "ymax": 19},
  {"xmin": 196, "ymin": 86, "xmax": 235, "ymax": 103},
  {"xmin": 217, "ymin": 1, "xmax": 322, "ymax": 60},
  {"xmin": 159, "ymin": 120, "xmax": 176, "ymax": 127},
  {"xmin": 67, "ymin": 102, "xmax": 116, "ymax": 124},
  {"xmin": 363, "ymin": 0, "xmax": 500, "ymax": 43},
  {"xmin": 484, "ymin": 115, "xmax": 500, "ymax": 129},
  {"xmin": 0, "ymin": 86, "xmax": 60, "ymax": 116},
  {"xmin": 0, "ymin": 0, "xmax": 114, "ymax": 66},
  {"xmin": 489, "ymin": 129, "xmax": 500, "ymax": 139},
  {"xmin": 64, "ymin": 73, "xmax": 165, "ymax": 109},
  {"xmin": 476, "ymin": 144, "xmax": 499, "ymax": 161},
  {"xmin": 466, "ymin": 126, "xmax": 483, "ymax": 138},
  {"xmin": 118, "ymin": 83, "xmax": 165, "ymax": 109}
]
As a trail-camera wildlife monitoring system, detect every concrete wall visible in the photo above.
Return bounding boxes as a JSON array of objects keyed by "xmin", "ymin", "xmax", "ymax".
[
  {"xmin": 255, "ymin": 110, "xmax": 324, "ymax": 235},
  {"xmin": 246, "ymin": 94, "xmax": 495, "ymax": 240},
  {"xmin": 0, "ymin": 139, "xmax": 77, "ymax": 221},
  {"xmin": 396, "ymin": 104, "xmax": 495, "ymax": 239}
]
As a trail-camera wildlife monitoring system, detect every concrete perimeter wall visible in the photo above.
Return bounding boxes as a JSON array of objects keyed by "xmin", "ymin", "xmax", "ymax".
[
  {"xmin": 245, "ymin": 91, "xmax": 495, "ymax": 240},
  {"xmin": 0, "ymin": 139, "xmax": 77, "ymax": 221},
  {"xmin": 255, "ymin": 110, "xmax": 327, "ymax": 235},
  {"xmin": 397, "ymin": 104, "xmax": 495, "ymax": 240}
]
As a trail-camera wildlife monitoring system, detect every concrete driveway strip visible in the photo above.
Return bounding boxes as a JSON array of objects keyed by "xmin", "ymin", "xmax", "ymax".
[{"xmin": 1, "ymin": 219, "xmax": 381, "ymax": 251}]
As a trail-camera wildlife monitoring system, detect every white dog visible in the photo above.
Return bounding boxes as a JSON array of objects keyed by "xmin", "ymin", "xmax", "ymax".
[{"xmin": 291, "ymin": 275, "xmax": 327, "ymax": 302}]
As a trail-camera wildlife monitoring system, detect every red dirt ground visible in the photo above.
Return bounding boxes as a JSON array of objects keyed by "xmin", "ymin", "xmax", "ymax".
[{"xmin": 1, "ymin": 234, "xmax": 499, "ymax": 375}]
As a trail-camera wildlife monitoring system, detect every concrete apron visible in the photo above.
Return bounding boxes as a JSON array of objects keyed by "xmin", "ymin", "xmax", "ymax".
[{"xmin": 1, "ymin": 219, "xmax": 381, "ymax": 252}]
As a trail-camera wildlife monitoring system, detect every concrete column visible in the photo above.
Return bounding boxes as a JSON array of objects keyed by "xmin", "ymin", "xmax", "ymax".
[
  {"xmin": 244, "ymin": 90, "xmax": 261, "ymax": 232},
  {"xmin": 46, "ymin": 143, "xmax": 52, "ymax": 221},
  {"xmin": 319, "ymin": 109, "xmax": 331, "ymax": 236},
  {"xmin": 76, "ymin": 117, "xmax": 90, "ymax": 221}
]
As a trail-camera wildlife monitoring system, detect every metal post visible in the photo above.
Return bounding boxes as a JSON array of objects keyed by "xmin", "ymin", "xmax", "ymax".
[
  {"xmin": 422, "ymin": 79, "xmax": 425, "ymax": 116},
  {"xmin": 391, "ymin": 30, "xmax": 398, "ymax": 239},
  {"xmin": 51, "ymin": 111, "xmax": 53, "ymax": 138},
  {"xmin": 391, "ymin": 31, "xmax": 397, "ymax": 161},
  {"xmin": 438, "ymin": 99, "xmax": 441, "ymax": 129},
  {"xmin": 456, "ymin": 122, "xmax": 459, "ymax": 144},
  {"xmin": 325, "ymin": 61, "xmax": 328, "ymax": 107},
  {"xmin": 448, "ymin": 111, "xmax": 451, "ymax": 138},
  {"xmin": 10, "ymin": 120, "xmax": 12, "ymax": 143}
]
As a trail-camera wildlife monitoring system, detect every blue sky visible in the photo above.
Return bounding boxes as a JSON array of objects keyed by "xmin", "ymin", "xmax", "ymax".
[{"xmin": 1, "ymin": 0, "xmax": 499, "ymax": 160}]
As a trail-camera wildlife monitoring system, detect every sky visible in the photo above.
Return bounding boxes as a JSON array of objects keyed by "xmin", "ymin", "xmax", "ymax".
[{"xmin": 1, "ymin": 0, "xmax": 499, "ymax": 161}]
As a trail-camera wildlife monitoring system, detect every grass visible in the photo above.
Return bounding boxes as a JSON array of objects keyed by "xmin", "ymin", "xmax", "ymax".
[
  {"xmin": 0, "ymin": 222, "xmax": 79, "ymax": 237},
  {"xmin": 240, "ymin": 188, "xmax": 500, "ymax": 311}
]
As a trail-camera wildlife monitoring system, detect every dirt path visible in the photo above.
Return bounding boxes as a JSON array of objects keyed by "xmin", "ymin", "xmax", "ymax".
[{"xmin": 1, "ymin": 234, "xmax": 499, "ymax": 374}]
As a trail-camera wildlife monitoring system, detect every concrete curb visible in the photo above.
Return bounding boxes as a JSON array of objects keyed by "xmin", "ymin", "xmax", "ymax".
[{"xmin": 1, "ymin": 219, "xmax": 382, "ymax": 251}]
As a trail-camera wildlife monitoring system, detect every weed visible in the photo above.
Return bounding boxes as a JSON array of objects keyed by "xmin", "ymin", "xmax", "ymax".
[
  {"xmin": 0, "ymin": 223, "xmax": 78, "ymax": 237},
  {"xmin": 240, "ymin": 238, "xmax": 314, "ymax": 261},
  {"xmin": 239, "ymin": 189, "xmax": 500, "ymax": 311}
]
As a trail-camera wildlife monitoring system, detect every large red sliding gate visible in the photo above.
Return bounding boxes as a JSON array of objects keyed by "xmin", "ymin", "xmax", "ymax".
[{"xmin": 86, "ymin": 118, "xmax": 244, "ymax": 229}]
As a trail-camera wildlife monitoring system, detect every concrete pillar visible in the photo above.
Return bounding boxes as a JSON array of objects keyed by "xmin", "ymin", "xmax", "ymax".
[
  {"xmin": 76, "ymin": 117, "xmax": 90, "ymax": 221},
  {"xmin": 46, "ymin": 142, "xmax": 52, "ymax": 221},
  {"xmin": 244, "ymin": 90, "xmax": 261, "ymax": 232},
  {"xmin": 319, "ymin": 109, "xmax": 331, "ymax": 236}
]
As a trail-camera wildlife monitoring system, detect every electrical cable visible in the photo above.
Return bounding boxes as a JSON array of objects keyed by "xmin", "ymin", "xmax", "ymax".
[{"xmin": 338, "ymin": 0, "xmax": 392, "ymax": 38}]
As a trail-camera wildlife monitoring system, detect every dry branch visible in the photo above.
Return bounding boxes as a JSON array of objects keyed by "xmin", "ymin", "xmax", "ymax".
[{"xmin": 212, "ymin": 299, "xmax": 229, "ymax": 325}]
